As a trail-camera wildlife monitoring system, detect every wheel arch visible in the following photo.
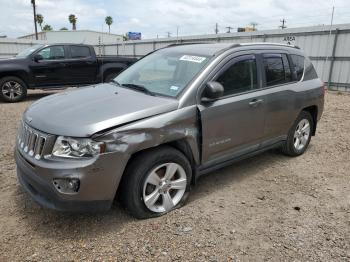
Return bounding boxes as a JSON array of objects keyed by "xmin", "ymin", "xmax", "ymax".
[
  {"xmin": 0, "ymin": 71, "xmax": 29, "ymax": 86},
  {"xmin": 121, "ymin": 139, "xmax": 199, "ymax": 189},
  {"xmin": 301, "ymin": 105, "xmax": 318, "ymax": 135}
]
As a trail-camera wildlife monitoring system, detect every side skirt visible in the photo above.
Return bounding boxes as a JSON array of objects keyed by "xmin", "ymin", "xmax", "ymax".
[{"xmin": 194, "ymin": 141, "xmax": 284, "ymax": 180}]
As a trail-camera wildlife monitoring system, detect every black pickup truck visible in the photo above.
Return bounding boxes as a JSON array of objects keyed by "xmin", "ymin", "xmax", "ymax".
[{"xmin": 0, "ymin": 44, "xmax": 137, "ymax": 102}]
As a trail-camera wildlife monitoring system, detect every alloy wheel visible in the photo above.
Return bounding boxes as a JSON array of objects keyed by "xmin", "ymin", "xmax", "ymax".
[
  {"xmin": 293, "ymin": 119, "xmax": 311, "ymax": 150},
  {"xmin": 143, "ymin": 162, "xmax": 187, "ymax": 213},
  {"xmin": 2, "ymin": 81, "xmax": 23, "ymax": 100}
]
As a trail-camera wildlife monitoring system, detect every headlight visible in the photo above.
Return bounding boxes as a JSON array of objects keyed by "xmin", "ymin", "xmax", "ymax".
[{"xmin": 52, "ymin": 136, "xmax": 105, "ymax": 158}]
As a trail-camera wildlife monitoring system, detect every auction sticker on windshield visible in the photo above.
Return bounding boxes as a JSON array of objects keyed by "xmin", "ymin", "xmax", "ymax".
[{"xmin": 180, "ymin": 55, "xmax": 206, "ymax": 63}]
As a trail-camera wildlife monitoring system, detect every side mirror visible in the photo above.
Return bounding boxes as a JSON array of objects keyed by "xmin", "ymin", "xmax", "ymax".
[
  {"xmin": 201, "ymin": 81, "xmax": 224, "ymax": 102},
  {"xmin": 33, "ymin": 54, "xmax": 43, "ymax": 62}
]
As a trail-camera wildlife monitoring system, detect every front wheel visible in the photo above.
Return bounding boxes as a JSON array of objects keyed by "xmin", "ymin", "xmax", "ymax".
[
  {"xmin": 282, "ymin": 111, "xmax": 313, "ymax": 156},
  {"xmin": 120, "ymin": 146, "xmax": 192, "ymax": 219},
  {"xmin": 0, "ymin": 76, "xmax": 27, "ymax": 102}
]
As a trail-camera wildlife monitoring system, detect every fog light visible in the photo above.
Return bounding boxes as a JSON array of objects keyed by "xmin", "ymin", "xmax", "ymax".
[{"xmin": 53, "ymin": 178, "xmax": 80, "ymax": 194}]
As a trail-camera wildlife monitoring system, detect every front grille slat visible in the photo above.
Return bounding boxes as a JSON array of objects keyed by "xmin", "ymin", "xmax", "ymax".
[
  {"xmin": 28, "ymin": 133, "xmax": 38, "ymax": 156},
  {"xmin": 18, "ymin": 122, "xmax": 48, "ymax": 160},
  {"xmin": 24, "ymin": 128, "xmax": 31, "ymax": 152}
]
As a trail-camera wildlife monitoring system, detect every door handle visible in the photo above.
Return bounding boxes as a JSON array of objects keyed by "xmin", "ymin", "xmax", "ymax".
[{"xmin": 249, "ymin": 99, "xmax": 264, "ymax": 107}]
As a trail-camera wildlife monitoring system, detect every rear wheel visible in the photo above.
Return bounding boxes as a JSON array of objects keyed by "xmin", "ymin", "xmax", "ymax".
[
  {"xmin": 282, "ymin": 111, "xmax": 313, "ymax": 156},
  {"xmin": 120, "ymin": 146, "xmax": 192, "ymax": 219},
  {"xmin": 0, "ymin": 76, "xmax": 27, "ymax": 102}
]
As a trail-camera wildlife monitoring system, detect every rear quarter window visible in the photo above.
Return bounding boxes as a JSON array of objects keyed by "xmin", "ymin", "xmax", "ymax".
[
  {"xmin": 290, "ymin": 54, "xmax": 318, "ymax": 81},
  {"xmin": 303, "ymin": 58, "xmax": 318, "ymax": 80},
  {"xmin": 290, "ymin": 55, "xmax": 304, "ymax": 81}
]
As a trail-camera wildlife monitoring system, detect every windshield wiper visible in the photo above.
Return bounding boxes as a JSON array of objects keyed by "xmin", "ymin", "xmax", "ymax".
[
  {"xmin": 120, "ymin": 83, "xmax": 155, "ymax": 96},
  {"xmin": 110, "ymin": 79, "xmax": 121, "ymax": 85}
]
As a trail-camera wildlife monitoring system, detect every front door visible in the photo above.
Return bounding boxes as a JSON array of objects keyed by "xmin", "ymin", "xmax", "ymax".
[
  {"xmin": 30, "ymin": 45, "xmax": 69, "ymax": 87},
  {"xmin": 198, "ymin": 55, "xmax": 266, "ymax": 165}
]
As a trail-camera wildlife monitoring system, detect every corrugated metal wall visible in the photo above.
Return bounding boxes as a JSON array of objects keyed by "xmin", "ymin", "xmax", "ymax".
[
  {"xmin": 1, "ymin": 24, "xmax": 350, "ymax": 91},
  {"xmin": 96, "ymin": 24, "xmax": 350, "ymax": 91},
  {"xmin": 0, "ymin": 38, "xmax": 46, "ymax": 58}
]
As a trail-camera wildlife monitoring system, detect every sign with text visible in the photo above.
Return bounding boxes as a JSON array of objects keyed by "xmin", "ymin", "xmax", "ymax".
[{"xmin": 127, "ymin": 32, "xmax": 142, "ymax": 40}]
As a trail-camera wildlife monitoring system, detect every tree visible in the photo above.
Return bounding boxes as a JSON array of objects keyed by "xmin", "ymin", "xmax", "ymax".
[
  {"xmin": 36, "ymin": 14, "xmax": 44, "ymax": 31},
  {"xmin": 105, "ymin": 16, "xmax": 113, "ymax": 34},
  {"xmin": 68, "ymin": 14, "xmax": 77, "ymax": 30},
  {"xmin": 31, "ymin": 0, "xmax": 38, "ymax": 40},
  {"xmin": 123, "ymin": 33, "xmax": 128, "ymax": 41},
  {"xmin": 60, "ymin": 27, "xmax": 68, "ymax": 31},
  {"xmin": 43, "ymin": 24, "xmax": 53, "ymax": 31}
]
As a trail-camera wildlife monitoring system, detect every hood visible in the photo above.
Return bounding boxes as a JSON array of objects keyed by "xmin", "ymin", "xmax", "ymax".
[
  {"xmin": 24, "ymin": 83, "xmax": 179, "ymax": 137},
  {"xmin": 0, "ymin": 57, "xmax": 26, "ymax": 65}
]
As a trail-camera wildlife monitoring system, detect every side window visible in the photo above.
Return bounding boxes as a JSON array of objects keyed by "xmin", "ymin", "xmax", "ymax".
[
  {"xmin": 38, "ymin": 46, "xmax": 65, "ymax": 60},
  {"xmin": 263, "ymin": 54, "xmax": 286, "ymax": 86},
  {"xmin": 216, "ymin": 58, "xmax": 258, "ymax": 96},
  {"xmin": 304, "ymin": 58, "xmax": 318, "ymax": 80},
  {"xmin": 70, "ymin": 46, "xmax": 91, "ymax": 58},
  {"xmin": 290, "ymin": 54, "xmax": 305, "ymax": 81}
]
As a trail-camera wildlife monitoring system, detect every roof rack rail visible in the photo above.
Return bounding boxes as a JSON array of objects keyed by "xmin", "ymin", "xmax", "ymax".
[
  {"xmin": 213, "ymin": 43, "xmax": 241, "ymax": 56},
  {"xmin": 239, "ymin": 42, "xmax": 300, "ymax": 49},
  {"xmin": 165, "ymin": 42, "xmax": 211, "ymax": 48}
]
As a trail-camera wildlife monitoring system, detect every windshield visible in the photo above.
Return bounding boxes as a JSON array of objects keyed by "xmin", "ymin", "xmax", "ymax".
[
  {"xmin": 16, "ymin": 45, "xmax": 44, "ymax": 58},
  {"xmin": 114, "ymin": 49, "xmax": 211, "ymax": 97}
]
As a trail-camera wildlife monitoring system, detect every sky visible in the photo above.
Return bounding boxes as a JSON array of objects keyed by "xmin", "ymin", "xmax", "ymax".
[{"xmin": 0, "ymin": 0, "xmax": 349, "ymax": 39}]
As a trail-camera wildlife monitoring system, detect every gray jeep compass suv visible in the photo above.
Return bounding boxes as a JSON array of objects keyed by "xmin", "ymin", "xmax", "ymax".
[{"xmin": 15, "ymin": 43, "xmax": 325, "ymax": 218}]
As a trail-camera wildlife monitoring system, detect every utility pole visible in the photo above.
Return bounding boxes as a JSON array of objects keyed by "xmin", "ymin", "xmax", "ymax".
[
  {"xmin": 322, "ymin": 5, "xmax": 335, "ymax": 82},
  {"xmin": 279, "ymin": 18, "xmax": 287, "ymax": 29},
  {"xmin": 226, "ymin": 26, "xmax": 233, "ymax": 33},
  {"xmin": 250, "ymin": 22, "xmax": 258, "ymax": 31},
  {"xmin": 166, "ymin": 32, "xmax": 171, "ymax": 38},
  {"xmin": 176, "ymin": 26, "xmax": 179, "ymax": 43},
  {"xmin": 215, "ymin": 23, "xmax": 219, "ymax": 34},
  {"xmin": 31, "ymin": 0, "xmax": 38, "ymax": 40}
]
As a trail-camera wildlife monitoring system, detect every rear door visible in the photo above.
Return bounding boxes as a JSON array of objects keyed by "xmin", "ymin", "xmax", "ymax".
[
  {"xmin": 64, "ymin": 45, "xmax": 98, "ymax": 84},
  {"xmin": 30, "ymin": 45, "xmax": 69, "ymax": 86},
  {"xmin": 260, "ymin": 53, "xmax": 298, "ymax": 146},
  {"xmin": 198, "ymin": 54, "xmax": 267, "ymax": 165}
]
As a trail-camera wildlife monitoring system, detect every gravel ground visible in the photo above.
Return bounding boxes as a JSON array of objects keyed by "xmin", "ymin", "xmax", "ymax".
[{"xmin": 0, "ymin": 90, "xmax": 349, "ymax": 261}]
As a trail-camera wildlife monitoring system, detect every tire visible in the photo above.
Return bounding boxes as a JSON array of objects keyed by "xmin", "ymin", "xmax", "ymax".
[
  {"xmin": 119, "ymin": 146, "xmax": 192, "ymax": 219},
  {"xmin": 282, "ymin": 111, "xmax": 314, "ymax": 157},
  {"xmin": 104, "ymin": 71, "xmax": 120, "ymax": 83},
  {"xmin": 0, "ymin": 76, "xmax": 27, "ymax": 102}
]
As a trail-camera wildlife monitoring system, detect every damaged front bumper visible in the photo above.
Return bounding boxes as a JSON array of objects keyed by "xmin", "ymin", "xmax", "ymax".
[{"xmin": 15, "ymin": 148, "xmax": 129, "ymax": 212}]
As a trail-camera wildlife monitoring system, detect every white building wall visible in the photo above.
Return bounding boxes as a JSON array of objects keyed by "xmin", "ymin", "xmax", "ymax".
[{"xmin": 19, "ymin": 30, "xmax": 123, "ymax": 45}]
